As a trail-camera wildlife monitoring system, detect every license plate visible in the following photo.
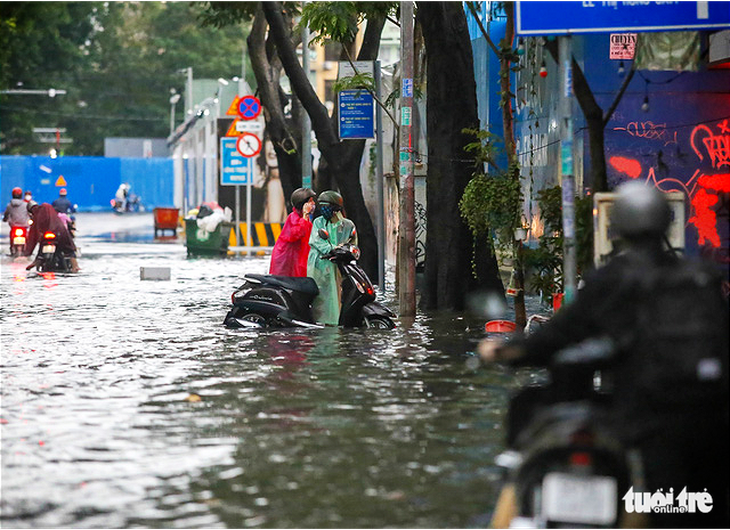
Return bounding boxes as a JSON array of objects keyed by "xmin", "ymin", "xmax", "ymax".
[
  {"xmin": 42, "ymin": 245, "xmax": 56, "ymax": 253},
  {"xmin": 542, "ymin": 472, "xmax": 617, "ymax": 526},
  {"xmin": 13, "ymin": 236, "xmax": 26, "ymax": 245}
]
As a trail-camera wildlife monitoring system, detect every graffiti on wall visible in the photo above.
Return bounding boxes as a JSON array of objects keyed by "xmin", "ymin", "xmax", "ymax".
[{"xmin": 609, "ymin": 117, "xmax": 729, "ymax": 263}]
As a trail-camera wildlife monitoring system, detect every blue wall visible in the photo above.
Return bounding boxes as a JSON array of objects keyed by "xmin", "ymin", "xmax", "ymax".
[{"xmin": 0, "ymin": 156, "xmax": 174, "ymax": 211}]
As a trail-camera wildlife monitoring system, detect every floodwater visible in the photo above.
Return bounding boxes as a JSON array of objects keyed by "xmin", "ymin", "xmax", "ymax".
[{"xmin": 1, "ymin": 213, "xmax": 538, "ymax": 528}]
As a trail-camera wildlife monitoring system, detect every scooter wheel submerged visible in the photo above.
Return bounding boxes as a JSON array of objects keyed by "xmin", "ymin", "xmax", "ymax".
[
  {"xmin": 364, "ymin": 316, "xmax": 395, "ymax": 329},
  {"xmin": 239, "ymin": 313, "xmax": 267, "ymax": 327}
]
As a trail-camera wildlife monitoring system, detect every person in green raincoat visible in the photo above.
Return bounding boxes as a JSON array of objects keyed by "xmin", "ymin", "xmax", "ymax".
[{"xmin": 307, "ymin": 190, "xmax": 358, "ymax": 326}]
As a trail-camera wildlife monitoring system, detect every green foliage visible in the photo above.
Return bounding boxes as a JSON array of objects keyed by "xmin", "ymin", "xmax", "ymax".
[
  {"xmin": 0, "ymin": 2, "xmax": 250, "ymax": 155},
  {"xmin": 332, "ymin": 72, "xmax": 375, "ymax": 94},
  {"xmin": 522, "ymin": 186, "xmax": 595, "ymax": 300},
  {"xmin": 301, "ymin": 2, "xmax": 395, "ymax": 45},
  {"xmin": 459, "ymin": 128, "xmax": 522, "ymax": 257}
]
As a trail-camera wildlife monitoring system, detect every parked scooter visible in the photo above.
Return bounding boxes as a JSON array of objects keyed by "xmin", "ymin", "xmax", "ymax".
[
  {"xmin": 224, "ymin": 229, "xmax": 396, "ymax": 329},
  {"xmin": 9, "ymin": 225, "xmax": 29, "ymax": 257},
  {"xmin": 491, "ymin": 338, "xmax": 641, "ymax": 528}
]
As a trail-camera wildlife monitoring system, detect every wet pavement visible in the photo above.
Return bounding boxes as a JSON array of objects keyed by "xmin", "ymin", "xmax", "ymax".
[{"xmin": 1, "ymin": 212, "xmax": 536, "ymax": 528}]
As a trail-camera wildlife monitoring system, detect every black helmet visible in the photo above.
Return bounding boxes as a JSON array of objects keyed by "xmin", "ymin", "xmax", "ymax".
[
  {"xmin": 26, "ymin": 200, "xmax": 38, "ymax": 213},
  {"xmin": 291, "ymin": 187, "xmax": 316, "ymax": 212},
  {"xmin": 12, "ymin": 187, "xmax": 22, "ymax": 198},
  {"xmin": 317, "ymin": 190, "xmax": 343, "ymax": 210},
  {"xmin": 610, "ymin": 181, "xmax": 671, "ymax": 241}
]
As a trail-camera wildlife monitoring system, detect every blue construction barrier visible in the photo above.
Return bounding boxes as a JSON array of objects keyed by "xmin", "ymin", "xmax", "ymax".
[{"xmin": 0, "ymin": 155, "xmax": 174, "ymax": 212}]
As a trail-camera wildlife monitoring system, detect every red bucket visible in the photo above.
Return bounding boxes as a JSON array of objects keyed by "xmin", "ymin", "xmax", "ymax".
[{"xmin": 485, "ymin": 320, "xmax": 517, "ymax": 333}]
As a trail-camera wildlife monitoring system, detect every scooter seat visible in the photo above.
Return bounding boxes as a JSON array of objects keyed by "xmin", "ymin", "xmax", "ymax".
[{"xmin": 245, "ymin": 274, "xmax": 319, "ymax": 296}]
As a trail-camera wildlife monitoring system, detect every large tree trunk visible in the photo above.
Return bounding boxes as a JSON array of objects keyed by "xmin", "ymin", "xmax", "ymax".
[
  {"xmin": 417, "ymin": 2, "xmax": 504, "ymax": 311},
  {"xmin": 262, "ymin": 1, "xmax": 382, "ymax": 281},
  {"xmin": 247, "ymin": 5, "xmax": 301, "ymax": 207}
]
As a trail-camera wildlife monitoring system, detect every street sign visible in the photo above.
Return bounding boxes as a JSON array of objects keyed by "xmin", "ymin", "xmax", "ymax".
[
  {"xmin": 236, "ymin": 120, "xmax": 264, "ymax": 134},
  {"xmin": 236, "ymin": 133, "xmax": 262, "ymax": 158},
  {"xmin": 610, "ymin": 33, "xmax": 637, "ymax": 60},
  {"xmin": 516, "ymin": 1, "xmax": 730, "ymax": 35},
  {"xmin": 338, "ymin": 89, "xmax": 375, "ymax": 140},
  {"xmin": 237, "ymin": 95, "xmax": 261, "ymax": 120},
  {"xmin": 226, "ymin": 96, "xmax": 241, "ymax": 116},
  {"xmin": 221, "ymin": 137, "xmax": 252, "ymax": 185}
]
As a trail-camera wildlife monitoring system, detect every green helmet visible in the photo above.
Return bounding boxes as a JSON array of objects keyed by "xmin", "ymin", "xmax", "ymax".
[{"xmin": 317, "ymin": 190, "xmax": 343, "ymax": 209}]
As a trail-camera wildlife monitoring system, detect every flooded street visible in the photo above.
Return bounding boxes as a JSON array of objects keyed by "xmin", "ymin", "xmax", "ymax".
[{"xmin": 1, "ymin": 213, "xmax": 525, "ymax": 528}]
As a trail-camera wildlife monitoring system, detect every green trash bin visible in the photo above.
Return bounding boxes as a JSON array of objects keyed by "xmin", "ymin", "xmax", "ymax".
[{"xmin": 185, "ymin": 219, "xmax": 233, "ymax": 256}]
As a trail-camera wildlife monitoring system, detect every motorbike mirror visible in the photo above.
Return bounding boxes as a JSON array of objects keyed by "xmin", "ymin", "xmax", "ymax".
[{"xmin": 318, "ymin": 229, "xmax": 330, "ymax": 240}]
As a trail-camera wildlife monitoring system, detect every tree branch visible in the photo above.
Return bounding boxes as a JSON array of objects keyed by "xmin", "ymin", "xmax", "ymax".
[
  {"xmin": 603, "ymin": 62, "xmax": 636, "ymax": 127},
  {"xmin": 262, "ymin": 1, "xmax": 337, "ymax": 148},
  {"xmin": 465, "ymin": 1, "xmax": 499, "ymax": 56}
]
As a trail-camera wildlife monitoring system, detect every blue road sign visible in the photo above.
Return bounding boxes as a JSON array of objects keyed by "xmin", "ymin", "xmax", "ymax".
[
  {"xmin": 221, "ymin": 137, "xmax": 252, "ymax": 185},
  {"xmin": 516, "ymin": 1, "xmax": 730, "ymax": 35},
  {"xmin": 237, "ymin": 95, "xmax": 261, "ymax": 120},
  {"xmin": 338, "ymin": 90, "xmax": 375, "ymax": 140}
]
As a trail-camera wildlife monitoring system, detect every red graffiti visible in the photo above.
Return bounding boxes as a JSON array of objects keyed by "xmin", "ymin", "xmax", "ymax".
[
  {"xmin": 689, "ymin": 188, "xmax": 721, "ymax": 248},
  {"xmin": 609, "ymin": 156, "xmax": 642, "ymax": 179},
  {"xmin": 691, "ymin": 123, "xmax": 730, "ymax": 169},
  {"xmin": 698, "ymin": 173, "xmax": 730, "ymax": 193}
]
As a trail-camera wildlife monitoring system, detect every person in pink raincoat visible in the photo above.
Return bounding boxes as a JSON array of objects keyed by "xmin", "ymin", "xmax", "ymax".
[{"xmin": 269, "ymin": 188, "xmax": 317, "ymax": 277}]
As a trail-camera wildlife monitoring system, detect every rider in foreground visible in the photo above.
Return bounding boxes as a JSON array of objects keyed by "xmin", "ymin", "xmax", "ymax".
[
  {"xmin": 480, "ymin": 181, "xmax": 728, "ymax": 528},
  {"xmin": 269, "ymin": 187, "xmax": 316, "ymax": 277},
  {"xmin": 307, "ymin": 190, "xmax": 357, "ymax": 326}
]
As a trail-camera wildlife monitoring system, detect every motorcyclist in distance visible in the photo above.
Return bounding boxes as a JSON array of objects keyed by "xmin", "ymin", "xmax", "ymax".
[
  {"xmin": 269, "ymin": 187, "xmax": 316, "ymax": 277},
  {"xmin": 3, "ymin": 187, "xmax": 30, "ymax": 228},
  {"xmin": 52, "ymin": 188, "xmax": 76, "ymax": 215},
  {"xmin": 479, "ymin": 181, "xmax": 729, "ymax": 528},
  {"xmin": 3, "ymin": 187, "xmax": 31, "ymax": 255},
  {"xmin": 25, "ymin": 201, "xmax": 80, "ymax": 272},
  {"xmin": 307, "ymin": 190, "xmax": 357, "ymax": 326}
]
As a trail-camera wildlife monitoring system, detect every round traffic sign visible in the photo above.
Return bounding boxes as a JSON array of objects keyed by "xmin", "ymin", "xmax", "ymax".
[
  {"xmin": 237, "ymin": 95, "xmax": 261, "ymax": 120},
  {"xmin": 236, "ymin": 133, "xmax": 262, "ymax": 158}
]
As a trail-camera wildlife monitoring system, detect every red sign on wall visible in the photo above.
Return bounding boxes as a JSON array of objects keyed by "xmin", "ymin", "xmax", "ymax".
[{"xmin": 610, "ymin": 33, "xmax": 637, "ymax": 60}]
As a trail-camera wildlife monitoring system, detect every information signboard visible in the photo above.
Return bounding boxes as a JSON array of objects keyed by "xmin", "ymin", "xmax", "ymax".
[
  {"xmin": 516, "ymin": 1, "xmax": 730, "ymax": 35},
  {"xmin": 338, "ymin": 89, "xmax": 375, "ymax": 140},
  {"xmin": 220, "ymin": 137, "xmax": 252, "ymax": 185}
]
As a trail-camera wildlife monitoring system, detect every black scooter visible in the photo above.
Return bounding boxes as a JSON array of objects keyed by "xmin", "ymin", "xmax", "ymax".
[
  {"xmin": 224, "ymin": 229, "xmax": 396, "ymax": 329},
  {"xmin": 491, "ymin": 339, "xmax": 641, "ymax": 528},
  {"xmin": 31, "ymin": 231, "xmax": 74, "ymax": 272}
]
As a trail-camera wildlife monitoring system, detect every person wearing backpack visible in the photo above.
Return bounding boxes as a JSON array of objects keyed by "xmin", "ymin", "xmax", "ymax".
[{"xmin": 480, "ymin": 181, "xmax": 729, "ymax": 528}]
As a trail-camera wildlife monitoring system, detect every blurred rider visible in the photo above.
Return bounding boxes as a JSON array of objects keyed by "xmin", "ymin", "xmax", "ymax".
[
  {"xmin": 307, "ymin": 190, "xmax": 357, "ymax": 326},
  {"xmin": 25, "ymin": 201, "xmax": 80, "ymax": 272},
  {"xmin": 3, "ymin": 187, "xmax": 30, "ymax": 228},
  {"xmin": 480, "ymin": 181, "xmax": 728, "ymax": 528},
  {"xmin": 52, "ymin": 188, "xmax": 76, "ymax": 215},
  {"xmin": 269, "ymin": 187, "xmax": 316, "ymax": 277}
]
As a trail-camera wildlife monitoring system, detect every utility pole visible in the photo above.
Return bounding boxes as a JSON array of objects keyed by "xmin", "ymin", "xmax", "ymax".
[
  {"xmin": 375, "ymin": 60, "xmax": 385, "ymax": 290},
  {"xmin": 301, "ymin": 8, "xmax": 312, "ymax": 189},
  {"xmin": 559, "ymin": 36, "xmax": 577, "ymax": 303},
  {"xmin": 398, "ymin": 1, "xmax": 416, "ymax": 316}
]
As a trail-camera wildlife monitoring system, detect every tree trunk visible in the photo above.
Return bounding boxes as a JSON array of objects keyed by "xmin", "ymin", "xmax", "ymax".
[
  {"xmin": 247, "ymin": 5, "xmax": 301, "ymax": 207},
  {"xmin": 417, "ymin": 2, "xmax": 504, "ymax": 311},
  {"xmin": 262, "ymin": 1, "xmax": 382, "ymax": 281}
]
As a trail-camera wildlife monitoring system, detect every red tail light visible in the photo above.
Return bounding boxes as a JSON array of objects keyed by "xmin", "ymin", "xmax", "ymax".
[
  {"xmin": 570, "ymin": 452, "xmax": 592, "ymax": 467},
  {"xmin": 366, "ymin": 286, "xmax": 374, "ymax": 296},
  {"xmin": 43, "ymin": 232, "xmax": 56, "ymax": 240},
  {"xmin": 14, "ymin": 228, "xmax": 24, "ymax": 237}
]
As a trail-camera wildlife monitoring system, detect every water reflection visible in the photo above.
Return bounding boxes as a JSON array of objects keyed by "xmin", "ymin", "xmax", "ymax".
[{"xmin": 1, "ymin": 228, "xmax": 539, "ymax": 528}]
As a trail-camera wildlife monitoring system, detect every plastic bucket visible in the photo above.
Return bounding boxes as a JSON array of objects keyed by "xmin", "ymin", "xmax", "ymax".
[{"xmin": 485, "ymin": 320, "xmax": 517, "ymax": 333}]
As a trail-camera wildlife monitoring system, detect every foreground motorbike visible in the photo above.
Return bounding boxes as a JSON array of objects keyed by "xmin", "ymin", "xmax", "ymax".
[
  {"xmin": 9, "ymin": 225, "xmax": 28, "ymax": 257},
  {"xmin": 32, "ymin": 231, "xmax": 75, "ymax": 272},
  {"xmin": 491, "ymin": 339, "xmax": 640, "ymax": 528},
  {"xmin": 224, "ymin": 230, "xmax": 395, "ymax": 330}
]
